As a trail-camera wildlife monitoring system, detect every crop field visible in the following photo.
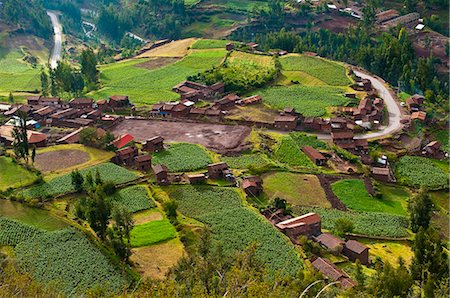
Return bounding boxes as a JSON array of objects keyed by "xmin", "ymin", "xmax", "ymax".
[
  {"xmin": 90, "ymin": 49, "xmax": 226, "ymax": 105},
  {"xmin": 274, "ymin": 136, "xmax": 315, "ymax": 168},
  {"xmin": 109, "ymin": 185, "xmax": 156, "ymax": 213},
  {"xmin": 358, "ymin": 238, "xmax": 413, "ymax": 266},
  {"xmin": 191, "ymin": 39, "xmax": 231, "ymax": 49},
  {"xmin": 137, "ymin": 38, "xmax": 197, "ymax": 58},
  {"xmin": 289, "ymin": 133, "xmax": 329, "ymax": 149},
  {"xmin": 199, "ymin": 0, "xmax": 269, "ymax": 12},
  {"xmin": 0, "ymin": 216, "xmax": 44, "ymax": 246},
  {"xmin": 0, "ymin": 49, "xmax": 40, "ymax": 95},
  {"xmin": 295, "ymin": 207, "xmax": 409, "ymax": 238},
  {"xmin": 23, "ymin": 163, "xmax": 140, "ymax": 199},
  {"xmin": 130, "ymin": 219, "xmax": 177, "ymax": 247},
  {"xmin": 280, "ymin": 55, "xmax": 351, "ymax": 86},
  {"xmin": 0, "ymin": 156, "xmax": 38, "ymax": 191},
  {"xmin": 15, "ymin": 229, "xmax": 129, "ymax": 296},
  {"xmin": 395, "ymin": 156, "xmax": 448, "ymax": 190},
  {"xmin": 256, "ymin": 84, "xmax": 347, "ymax": 117},
  {"xmin": 263, "ymin": 172, "xmax": 331, "ymax": 208},
  {"xmin": 152, "ymin": 143, "xmax": 213, "ymax": 172},
  {"xmin": 221, "ymin": 153, "xmax": 272, "ymax": 169},
  {"xmin": 332, "ymin": 179, "xmax": 408, "ymax": 216},
  {"xmin": 166, "ymin": 185, "xmax": 302, "ymax": 276}
]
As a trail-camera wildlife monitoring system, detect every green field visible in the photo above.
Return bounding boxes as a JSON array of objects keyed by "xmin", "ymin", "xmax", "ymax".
[
  {"xmin": 152, "ymin": 143, "xmax": 213, "ymax": 172},
  {"xmin": 15, "ymin": 229, "xmax": 129, "ymax": 295},
  {"xmin": 199, "ymin": 0, "xmax": 269, "ymax": 12},
  {"xmin": 130, "ymin": 219, "xmax": 177, "ymax": 247},
  {"xmin": 289, "ymin": 132, "xmax": 329, "ymax": 149},
  {"xmin": 274, "ymin": 136, "xmax": 316, "ymax": 168},
  {"xmin": 109, "ymin": 185, "xmax": 156, "ymax": 213},
  {"xmin": 23, "ymin": 163, "xmax": 140, "ymax": 199},
  {"xmin": 432, "ymin": 129, "xmax": 449, "ymax": 152},
  {"xmin": 332, "ymin": 179, "xmax": 408, "ymax": 216},
  {"xmin": 395, "ymin": 156, "xmax": 448, "ymax": 190},
  {"xmin": 191, "ymin": 39, "xmax": 231, "ymax": 49},
  {"xmin": 166, "ymin": 185, "xmax": 302, "ymax": 276},
  {"xmin": 0, "ymin": 216, "xmax": 44, "ymax": 246},
  {"xmin": 0, "ymin": 49, "xmax": 40, "ymax": 95},
  {"xmin": 264, "ymin": 172, "xmax": 331, "ymax": 208},
  {"xmin": 280, "ymin": 55, "xmax": 351, "ymax": 86},
  {"xmin": 257, "ymin": 84, "xmax": 347, "ymax": 117},
  {"xmin": 221, "ymin": 153, "xmax": 272, "ymax": 169},
  {"xmin": 295, "ymin": 207, "xmax": 409, "ymax": 238},
  {"xmin": 90, "ymin": 49, "xmax": 226, "ymax": 105},
  {"xmin": 0, "ymin": 156, "xmax": 38, "ymax": 191}
]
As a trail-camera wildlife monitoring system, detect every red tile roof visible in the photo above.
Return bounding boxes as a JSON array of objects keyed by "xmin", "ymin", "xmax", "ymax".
[{"xmin": 113, "ymin": 134, "xmax": 134, "ymax": 149}]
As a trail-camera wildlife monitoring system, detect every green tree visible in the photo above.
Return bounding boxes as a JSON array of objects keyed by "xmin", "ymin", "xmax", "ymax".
[
  {"xmin": 8, "ymin": 92, "xmax": 14, "ymax": 103},
  {"xmin": 108, "ymin": 207, "xmax": 134, "ymax": 261},
  {"xmin": 354, "ymin": 259, "xmax": 366, "ymax": 288},
  {"xmin": 31, "ymin": 146, "xmax": 36, "ymax": 165},
  {"xmin": 408, "ymin": 191, "xmax": 433, "ymax": 233},
  {"xmin": 95, "ymin": 169, "xmax": 103, "ymax": 186},
  {"xmin": 85, "ymin": 186, "xmax": 111, "ymax": 240},
  {"xmin": 333, "ymin": 218, "xmax": 354, "ymax": 237},
  {"xmin": 80, "ymin": 48, "xmax": 99, "ymax": 88},
  {"xmin": 84, "ymin": 171, "xmax": 94, "ymax": 191},
  {"xmin": 12, "ymin": 111, "xmax": 29, "ymax": 163},
  {"xmin": 40, "ymin": 70, "xmax": 49, "ymax": 96},
  {"xmin": 71, "ymin": 170, "xmax": 84, "ymax": 193}
]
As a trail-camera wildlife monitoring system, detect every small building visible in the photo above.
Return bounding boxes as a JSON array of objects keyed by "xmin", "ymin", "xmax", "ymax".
[
  {"xmin": 4, "ymin": 105, "xmax": 32, "ymax": 117},
  {"xmin": 32, "ymin": 106, "xmax": 55, "ymax": 122},
  {"xmin": 422, "ymin": 141, "xmax": 441, "ymax": 156},
  {"xmin": 69, "ymin": 97, "xmax": 94, "ymax": 109},
  {"xmin": 247, "ymin": 42, "xmax": 259, "ymax": 52},
  {"xmin": 411, "ymin": 111, "xmax": 426, "ymax": 122},
  {"xmin": 0, "ymin": 125, "xmax": 47, "ymax": 147},
  {"xmin": 275, "ymin": 213, "xmax": 321, "ymax": 239},
  {"xmin": 187, "ymin": 173, "xmax": 207, "ymax": 184},
  {"xmin": 134, "ymin": 155, "xmax": 152, "ymax": 172},
  {"xmin": 56, "ymin": 127, "xmax": 84, "ymax": 144},
  {"xmin": 109, "ymin": 95, "xmax": 130, "ymax": 108},
  {"xmin": 214, "ymin": 93, "xmax": 239, "ymax": 110},
  {"xmin": 27, "ymin": 96, "xmax": 61, "ymax": 107},
  {"xmin": 142, "ymin": 136, "xmax": 164, "ymax": 153},
  {"xmin": 153, "ymin": 164, "xmax": 169, "ymax": 185},
  {"xmin": 311, "ymin": 257, "xmax": 357, "ymax": 289},
  {"xmin": 302, "ymin": 146, "xmax": 327, "ymax": 166},
  {"xmin": 171, "ymin": 103, "xmax": 191, "ymax": 117},
  {"xmin": 112, "ymin": 134, "xmax": 134, "ymax": 149},
  {"xmin": 226, "ymin": 42, "xmax": 235, "ymax": 51},
  {"xmin": 208, "ymin": 162, "xmax": 231, "ymax": 180},
  {"xmin": 331, "ymin": 131, "xmax": 355, "ymax": 150},
  {"xmin": 371, "ymin": 166, "xmax": 396, "ymax": 183},
  {"xmin": 236, "ymin": 95, "xmax": 262, "ymax": 106},
  {"xmin": 274, "ymin": 115, "xmax": 298, "ymax": 131},
  {"xmin": 241, "ymin": 176, "xmax": 263, "ymax": 196},
  {"xmin": 116, "ymin": 146, "xmax": 138, "ymax": 166},
  {"xmin": 314, "ymin": 233, "xmax": 344, "ymax": 253},
  {"xmin": 342, "ymin": 240, "xmax": 369, "ymax": 265},
  {"xmin": 283, "ymin": 107, "xmax": 298, "ymax": 115},
  {"xmin": 375, "ymin": 9, "xmax": 400, "ymax": 24}
]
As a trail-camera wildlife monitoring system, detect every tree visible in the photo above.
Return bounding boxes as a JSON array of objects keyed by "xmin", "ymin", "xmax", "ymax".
[
  {"xmin": 370, "ymin": 259, "xmax": 413, "ymax": 296},
  {"xmin": 108, "ymin": 207, "xmax": 134, "ymax": 261},
  {"xmin": 408, "ymin": 191, "xmax": 433, "ymax": 232},
  {"xmin": 40, "ymin": 70, "xmax": 49, "ymax": 96},
  {"xmin": 163, "ymin": 200, "xmax": 178, "ymax": 224},
  {"xmin": 8, "ymin": 92, "xmax": 14, "ymax": 103},
  {"xmin": 12, "ymin": 111, "xmax": 29, "ymax": 163},
  {"xmin": 84, "ymin": 171, "xmax": 94, "ymax": 191},
  {"xmin": 95, "ymin": 169, "xmax": 103, "ymax": 186},
  {"xmin": 79, "ymin": 127, "xmax": 99, "ymax": 147},
  {"xmin": 71, "ymin": 170, "xmax": 84, "ymax": 193},
  {"xmin": 84, "ymin": 186, "xmax": 111, "ymax": 240},
  {"xmin": 333, "ymin": 218, "xmax": 354, "ymax": 237},
  {"xmin": 31, "ymin": 146, "xmax": 36, "ymax": 165},
  {"xmin": 354, "ymin": 259, "xmax": 366, "ymax": 288},
  {"xmin": 80, "ymin": 48, "xmax": 99, "ymax": 88}
]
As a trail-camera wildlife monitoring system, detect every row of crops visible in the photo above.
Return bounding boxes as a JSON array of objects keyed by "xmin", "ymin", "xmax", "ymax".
[
  {"xmin": 221, "ymin": 153, "xmax": 272, "ymax": 169},
  {"xmin": 0, "ymin": 216, "xmax": 44, "ymax": 246},
  {"xmin": 152, "ymin": 143, "xmax": 213, "ymax": 172},
  {"xmin": 275, "ymin": 136, "xmax": 315, "ymax": 168},
  {"xmin": 109, "ymin": 185, "xmax": 156, "ymax": 213},
  {"xmin": 23, "ymin": 163, "xmax": 140, "ymax": 199},
  {"xmin": 166, "ymin": 185, "xmax": 303, "ymax": 276},
  {"xmin": 395, "ymin": 156, "xmax": 448, "ymax": 190}
]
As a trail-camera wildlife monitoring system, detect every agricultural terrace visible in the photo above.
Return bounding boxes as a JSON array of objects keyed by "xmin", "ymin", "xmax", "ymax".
[
  {"xmin": 152, "ymin": 143, "xmax": 213, "ymax": 172},
  {"xmin": 90, "ymin": 48, "xmax": 227, "ymax": 105},
  {"xmin": 130, "ymin": 219, "xmax": 177, "ymax": 247},
  {"xmin": 295, "ymin": 207, "xmax": 409, "ymax": 238},
  {"xmin": 109, "ymin": 185, "xmax": 156, "ymax": 213},
  {"xmin": 165, "ymin": 185, "xmax": 302, "ymax": 276},
  {"xmin": 34, "ymin": 144, "xmax": 115, "ymax": 176},
  {"xmin": 23, "ymin": 163, "xmax": 140, "ymax": 199},
  {"xmin": 0, "ymin": 156, "xmax": 38, "ymax": 191},
  {"xmin": 196, "ymin": 0, "xmax": 269, "ymax": 12},
  {"xmin": 15, "ymin": 229, "xmax": 130, "ymax": 296},
  {"xmin": 358, "ymin": 238, "xmax": 414, "ymax": 266},
  {"xmin": 395, "ymin": 156, "xmax": 448, "ymax": 190},
  {"xmin": 332, "ymin": 179, "xmax": 408, "ymax": 216},
  {"xmin": 0, "ymin": 216, "xmax": 44, "ymax": 246},
  {"xmin": 274, "ymin": 136, "xmax": 317, "ymax": 168},
  {"xmin": 191, "ymin": 39, "xmax": 231, "ymax": 49},
  {"xmin": 221, "ymin": 153, "xmax": 272, "ymax": 169},
  {"xmin": 263, "ymin": 172, "xmax": 331, "ymax": 208}
]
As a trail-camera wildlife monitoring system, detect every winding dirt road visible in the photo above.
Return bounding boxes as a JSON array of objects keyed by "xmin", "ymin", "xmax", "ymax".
[{"xmin": 47, "ymin": 11, "xmax": 62, "ymax": 69}]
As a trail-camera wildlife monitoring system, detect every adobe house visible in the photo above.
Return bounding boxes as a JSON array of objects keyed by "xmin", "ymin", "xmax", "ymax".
[
  {"xmin": 0, "ymin": 125, "xmax": 48, "ymax": 147},
  {"xmin": 422, "ymin": 141, "xmax": 441, "ymax": 156},
  {"xmin": 116, "ymin": 146, "xmax": 138, "ymax": 166},
  {"xmin": 32, "ymin": 106, "xmax": 55, "ymax": 122},
  {"xmin": 69, "ymin": 98, "xmax": 94, "ymax": 109},
  {"xmin": 4, "ymin": 105, "xmax": 32, "ymax": 117},
  {"xmin": 171, "ymin": 103, "xmax": 191, "ymax": 117},
  {"xmin": 241, "ymin": 176, "xmax": 263, "ymax": 196},
  {"xmin": 314, "ymin": 233, "xmax": 345, "ymax": 254},
  {"xmin": 214, "ymin": 93, "xmax": 239, "ymax": 110},
  {"xmin": 109, "ymin": 95, "xmax": 130, "ymax": 108},
  {"xmin": 236, "ymin": 95, "xmax": 262, "ymax": 106},
  {"xmin": 85, "ymin": 109, "xmax": 102, "ymax": 120},
  {"xmin": 96, "ymin": 99, "xmax": 109, "ymax": 111},
  {"xmin": 275, "ymin": 213, "xmax": 322, "ymax": 239},
  {"xmin": 27, "ymin": 96, "xmax": 62, "ymax": 107},
  {"xmin": 226, "ymin": 42, "xmax": 235, "ymax": 51},
  {"xmin": 153, "ymin": 164, "xmax": 169, "ymax": 185},
  {"xmin": 208, "ymin": 82, "xmax": 225, "ymax": 95},
  {"xmin": 282, "ymin": 107, "xmax": 299, "ymax": 116},
  {"xmin": 246, "ymin": 42, "xmax": 259, "ymax": 52},
  {"xmin": 354, "ymin": 139, "xmax": 369, "ymax": 153},
  {"xmin": 302, "ymin": 146, "xmax": 327, "ymax": 166},
  {"xmin": 187, "ymin": 173, "xmax": 207, "ymax": 184},
  {"xmin": 142, "ymin": 136, "xmax": 164, "ymax": 153},
  {"xmin": 134, "ymin": 155, "xmax": 152, "ymax": 172},
  {"xmin": 311, "ymin": 257, "xmax": 357, "ymax": 289},
  {"xmin": 274, "ymin": 115, "xmax": 298, "ymax": 131},
  {"xmin": 406, "ymin": 94, "xmax": 424, "ymax": 113},
  {"xmin": 411, "ymin": 111, "xmax": 426, "ymax": 122},
  {"xmin": 208, "ymin": 162, "xmax": 232, "ymax": 180},
  {"xmin": 371, "ymin": 166, "xmax": 396, "ymax": 183},
  {"xmin": 342, "ymin": 240, "xmax": 369, "ymax": 265},
  {"xmin": 331, "ymin": 130, "xmax": 355, "ymax": 150}
]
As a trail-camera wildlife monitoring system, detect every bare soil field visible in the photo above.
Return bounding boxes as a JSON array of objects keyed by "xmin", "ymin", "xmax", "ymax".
[
  {"xmin": 135, "ymin": 57, "xmax": 181, "ymax": 70},
  {"xmin": 317, "ymin": 13, "xmax": 358, "ymax": 33},
  {"xmin": 35, "ymin": 149, "xmax": 90, "ymax": 172},
  {"xmin": 111, "ymin": 119, "xmax": 252, "ymax": 153},
  {"xmin": 137, "ymin": 38, "xmax": 197, "ymax": 58}
]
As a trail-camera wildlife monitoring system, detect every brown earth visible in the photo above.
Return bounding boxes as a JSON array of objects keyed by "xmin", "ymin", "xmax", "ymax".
[
  {"xmin": 34, "ymin": 149, "xmax": 90, "ymax": 172},
  {"xmin": 111, "ymin": 119, "xmax": 252, "ymax": 154},
  {"xmin": 135, "ymin": 57, "xmax": 181, "ymax": 70}
]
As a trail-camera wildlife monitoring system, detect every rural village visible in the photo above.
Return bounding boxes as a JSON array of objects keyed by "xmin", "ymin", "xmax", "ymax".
[{"xmin": 0, "ymin": 0, "xmax": 448, "ymax": 296}]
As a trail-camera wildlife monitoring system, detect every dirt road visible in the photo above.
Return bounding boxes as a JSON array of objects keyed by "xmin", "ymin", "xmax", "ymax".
[{"xmin": 47, "ymin": 11, "xmax": 62, "ymax": 69}]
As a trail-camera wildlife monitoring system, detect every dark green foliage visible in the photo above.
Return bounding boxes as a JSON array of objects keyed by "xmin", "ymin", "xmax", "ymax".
[
  {"xmin": 12, "ymin": 111, "xmax": 29, "ymax": 163},
  {"xmin": 71, "ymin": 170, "xmax": 84, "ymax": 193},
  {"xmin": 370, "ymin": 260, "xmax": 413, "ymax": 297},
  {"xmin": 84, "ymin": 187, "xmax": 111, "ymax": 240},
  {"xmin": 408, "ymin": 192, "xmax": 433, "ymax": 232},
  {"xmin": 333, "ymin": 217, "xmax": 354, "ymax": 237},
  {"xmin": 80, "ymin": 48, "xmax": 99, "ymax": 89},
  {"xmin": 50, "ymin": 62, "xmax": 85, "ymax": 97},
  {"xmin": 107, "ymin": 207, "xmax": 134, "ymax": 262}
]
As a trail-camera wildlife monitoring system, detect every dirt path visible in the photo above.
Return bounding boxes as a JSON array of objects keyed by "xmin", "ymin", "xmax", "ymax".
[{"xmin": 47, "ymin": 11, "xmax": 62, "ymax": 69}]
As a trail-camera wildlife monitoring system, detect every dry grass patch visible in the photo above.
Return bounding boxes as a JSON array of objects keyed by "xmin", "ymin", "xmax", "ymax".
[
  {"xmin": 137, "ymin": 38, "xmax": 197, "ymax": 58},
  {"xmin": 226, "ymin": 104, "xmax": 278, "ymax": 123},
  {"xmin": 133, "ymin": 209, "xmax": 164, "ymax": 225},
  {"xmin": 358, "ymin": 239, "xmax": 413, "ymax": 266},
  {"xmin": 131, "ymin": 238, "xmax": 185, "ymax": 279}
]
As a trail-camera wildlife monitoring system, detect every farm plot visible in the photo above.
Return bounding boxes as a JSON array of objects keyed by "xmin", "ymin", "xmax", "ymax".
[
  {"xmin": 280, "ymin": 55, "xmax": 351, "ymax": 86},
  {"xmin": 0, "ymin": 156, "xmax": 38, "ymax": 191},
  {"xmin": 23, "ymin": 163, "xmax": 140, "ymax": 199},
  {"xmin": 130, "ymin": 219, "xmax": 177, "ymax": 247},
  {"xmin": 274, "ymin": 136, "xmax": 315, "ymax": 168},
  {"xmin": 295, "ymin": 207, "xmax": 409, "ymax": 238},
  {"xmin": 263, "ymin": 172, "xmax": 331, "ymax": 208},
  {"xmin": 332, "ymin": 179, "xmax": 408, "ymax": 216},
  {"xmin": 109, "ymin": 185, "xmax": 156, "ymax": 213},
  {"xmin": 15, "ymin": 229, "xmax": 130, "ymax": 296},
  {"xmin": 395, "ymin": 156, "xmax": 448, "ymax": 190},
  {"xmin": 0, "ymin": 216, "xmax": 44, "ymax": 246},
  {"xmin": 0, "ymin": 50, "xmax": 40, "ymax": 95},
  {"xmin": 152, "ymin": 143, "xmax": 213, "ymax": 172},
  {"xmin": 289, "ymin": 133, "xmax": 329, "ymax": 149},
  {"xmin": 358, "ymin": 238, "xmax": 413, "ymax": 266},
  {"xmin": 221, "ymin": 153, "xmax": 272, "ymax": 169},
  {"xmin": 166, "ymin": 185, "xmax": 302, "ymax": 276},
  {"xmin": 90, "ymin": 49, "xmax": 227, "ymax": 105},
  {"xmin": 191, "ymin": 39, "xmax": 231, "ymax": 49},
  {"xmin": 257, "ymin": 84, "xmax": 347, "ymax": 117}
]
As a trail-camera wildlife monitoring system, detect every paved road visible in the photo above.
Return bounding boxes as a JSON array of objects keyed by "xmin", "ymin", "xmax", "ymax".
[
  {"xmin": 47, "ymin": 11, "xmax": 62, "ymax": 69},
  {"xmin": 352, "ymin": 70, "xmax": 403, "ymax": 140}
]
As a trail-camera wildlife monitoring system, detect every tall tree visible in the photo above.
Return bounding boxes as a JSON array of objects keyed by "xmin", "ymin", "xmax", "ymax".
[
  {"xmin": 40, "ymin": 70, "xmax": 49, "ymax": 96},
  {"xmin": 80, "ymin": 48, "xmax": 99, "ymax": 88},
  {"xmin": 12, "ymin": 111, "xmax": 29, "ymax": 163},
  {"xmin": 408, "ymin": 191, "xmax": 433, "ymax": 232}
]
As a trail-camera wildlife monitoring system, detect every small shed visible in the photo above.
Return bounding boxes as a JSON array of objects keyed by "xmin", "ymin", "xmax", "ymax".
[
  {"xmin": 274, "ymin": 115, "xmax": 298, "ymax": 131},
  {"xmin": 187, "ymin": 173, "xmax": 207, "ymax": 184},
  {"xmin": 275, "ymin": 212, "xmax": 321, "ymax": 239},
  {"xmin": 153, "ymin": 164, "xmax": 169, "ymax": 185},
  {"xmin": 241, "ymin": 176, "xmax": 263, "ymax": 196},
  {"xmin": 208, "ymin": 162, "xmax": 230, "ymax": 180},
  {"xmin": 302, "ymin": 146, "xmax": 327, "ymax": 166},
  {"xmin": 342, "ymin": 240, "xmax": 369, "ymax": 265},
  {"xmin": 134, "ymin": 155, "xmax": 152, "ymax": 172},
  {"xmin": 116, "ymin": 146, "xmax": 138, "ymax": 166},
  {"xmin": 314, "ymin": 233, "xmax": 344, "ymax": 253},
  {"xmin": 143, "ymin": 136, "xmax": 164, "ymax": 153}
]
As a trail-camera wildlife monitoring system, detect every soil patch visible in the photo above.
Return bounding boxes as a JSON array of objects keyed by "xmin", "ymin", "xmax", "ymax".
[
  {"xmin": 137, "ymin": 38, "xmax": 197, "ymax": 58},
  {"xmin": 111, "ymin": 119, "xmax": 252, "ymax": 154},
  {"xmin": 35, "ymin": 149, "xmax": 90, "ymax": 172},
  {"xmin": 135, "ymin": 57, "xmax": 181, "ymax": 70}
]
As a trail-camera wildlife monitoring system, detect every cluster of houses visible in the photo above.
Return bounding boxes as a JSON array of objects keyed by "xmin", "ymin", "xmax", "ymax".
[
  {"xmin": 405, "ymin": 94, "xmax": 427, "ymax": 122},
  {"xmin": 263, "ymin": 211, "xmax": 369, "ymax": 288}
]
